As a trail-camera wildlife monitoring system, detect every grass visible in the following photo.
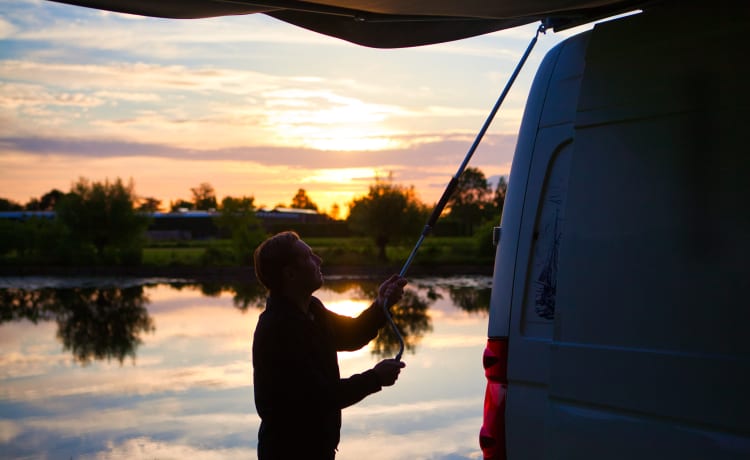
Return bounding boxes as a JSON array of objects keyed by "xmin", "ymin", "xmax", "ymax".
[
  {"xmin": 141, "ymin": 236, "xmax": 489, "ymax": 268},
  {"xmin": 2, "ymin": 236, "xmax": 491, "ymax": 271},
  {"xmin": 142, "ymin": 247, "xmax": 206, "ymax": 266}
]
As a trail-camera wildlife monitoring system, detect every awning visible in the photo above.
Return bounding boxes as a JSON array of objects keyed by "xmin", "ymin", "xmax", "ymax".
[{"xmin": 47, "ymin": 0, "xmax": 647, "ymax": 48}]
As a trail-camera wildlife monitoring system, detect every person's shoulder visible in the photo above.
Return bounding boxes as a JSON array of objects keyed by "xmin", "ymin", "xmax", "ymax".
[{"xmin": 310, "ymin": 296, "xmax": 325, "ymax": 310}]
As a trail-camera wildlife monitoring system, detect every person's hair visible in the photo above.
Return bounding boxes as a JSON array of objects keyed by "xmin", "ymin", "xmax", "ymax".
[{"xmin": 253, "ymin": 231, "xmax": 301, "ymax": 293}]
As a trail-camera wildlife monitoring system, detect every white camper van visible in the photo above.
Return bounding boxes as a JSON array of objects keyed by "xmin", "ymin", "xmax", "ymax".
[{"xmin": 480, "ymin": 3, "xmax": 749, "ymax": 459}]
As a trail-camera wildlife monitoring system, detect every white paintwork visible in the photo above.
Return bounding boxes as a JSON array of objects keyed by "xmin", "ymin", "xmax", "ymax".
[{"xmin": 488, "ymin": 3, "xmax": 750, "ymax": 459}]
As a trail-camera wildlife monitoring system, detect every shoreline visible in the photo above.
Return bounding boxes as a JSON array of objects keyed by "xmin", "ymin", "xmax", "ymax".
[{"xmin": 0, "ymin": 264, "xmax": 493, "ymax": 281}]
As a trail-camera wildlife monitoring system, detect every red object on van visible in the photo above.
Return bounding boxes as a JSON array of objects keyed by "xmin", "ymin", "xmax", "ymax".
[{"xmin": 480, "ymin": 337, "xmax": 508, "ymax": 460}]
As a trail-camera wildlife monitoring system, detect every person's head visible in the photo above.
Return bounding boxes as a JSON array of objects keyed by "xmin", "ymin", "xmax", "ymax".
[{"xmin": 253, "ymin": 231, "xmax": 323, "ymax": 294}]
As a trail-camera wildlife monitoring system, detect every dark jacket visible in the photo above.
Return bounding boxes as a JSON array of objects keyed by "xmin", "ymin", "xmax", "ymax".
[{"xmin": 253, "ymin": 294, "xmax": 386, "ymax": 459}]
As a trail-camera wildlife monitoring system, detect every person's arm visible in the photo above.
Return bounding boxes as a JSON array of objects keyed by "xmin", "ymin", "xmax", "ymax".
[
  {"xmin": 336, "ymin": 358, "xmax": 406, "ymax": 408},
  {"xmin": 329, "ymin": 275, "xmax": 407, "ymax": 351},
  {"xmin": 254, "ymin": 314, "xmax": 385, "ymax": 414}
]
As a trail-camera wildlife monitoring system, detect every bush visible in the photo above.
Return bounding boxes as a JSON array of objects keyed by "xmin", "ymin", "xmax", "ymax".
[{"xmin": 473, "ymin": 220, "xmax": 499, "ymax": 261}]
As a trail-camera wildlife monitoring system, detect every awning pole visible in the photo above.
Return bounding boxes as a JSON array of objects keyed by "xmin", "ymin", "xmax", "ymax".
[{"xmin": 384, "ymin": 23, "xmax": 546, "ymax": 361}]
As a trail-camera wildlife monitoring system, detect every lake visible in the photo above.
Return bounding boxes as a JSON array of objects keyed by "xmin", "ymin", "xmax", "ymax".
[{"xmin": 0, "ymin": 275, "xmax": 492, "ymax": 460}]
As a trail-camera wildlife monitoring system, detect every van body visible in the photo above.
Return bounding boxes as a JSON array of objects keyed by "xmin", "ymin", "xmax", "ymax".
[{"xmin": 483, "ymin": 3, "xmax": 749, "ymax": 459}]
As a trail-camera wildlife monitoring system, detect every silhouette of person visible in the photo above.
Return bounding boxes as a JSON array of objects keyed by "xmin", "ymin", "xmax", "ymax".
[{"xmin": 252, "ymin": 231, "xmax": 406, "ymax": 459}]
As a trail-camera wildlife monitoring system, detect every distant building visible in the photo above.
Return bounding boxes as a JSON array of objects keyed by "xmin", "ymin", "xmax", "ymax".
[
  {"xmin": 0, "ymin": 208, "xmax": 337, "ymax": 240},
  {"xmin": 0, "ymin": 211, "xmax": 56, "ymax": 221},
  {"xmin": 256, "ymin": 207, "xmax": 330, "ymax": 225}
]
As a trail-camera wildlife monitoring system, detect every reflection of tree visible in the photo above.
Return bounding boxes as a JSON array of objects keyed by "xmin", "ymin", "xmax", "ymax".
[
  {"xmin": 371, "ymin": 289, "xmax": 433, "ymax": 359},
  {"xmin": 0, "ymin": 286, "xmax": 154, "ymax": 365},
  {"xmin": 55, "ymin": 287, "xmax": 154, "ymax": 365},
  {"xmin": 0, "ymin": 288, "xmax": 58, "ymax": 323},
  {"xmin": 230, "ymin": 281, "xmax": 267, "ymax": 310},
  {"xmin": 178, "ymin": 280, "xmax": 267, "ymax": 311},
  {"xmin": 448, "ymin": 285, "xmax": 491, "ymax": 313},
  {"xmin": 323, "ymin": 278, "xmax": 435, "ymax": 359}
]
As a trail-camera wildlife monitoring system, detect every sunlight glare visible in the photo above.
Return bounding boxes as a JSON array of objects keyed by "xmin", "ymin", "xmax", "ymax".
[
  {"xmin": 304, "ymin": 168, "xmax": 375, "ymax": 185},
  {"xmin": 325, "ymin": 299, "xmax": 370, "ymax": 318},
  {"xmin": 306, "ymin": 133, "xmax": 399, "ymax": 151}
]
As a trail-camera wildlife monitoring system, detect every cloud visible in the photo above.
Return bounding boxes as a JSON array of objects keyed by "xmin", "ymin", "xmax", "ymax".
[
  {"xmin": 5, "ymin": 2, "xmax": 346, "ymax": 66},
  {"xmin": 80, "ymin": 437, "xmax": 256, "ymax": 460},
  {"xmin": 0, "ymin": 132, "xmax": 515, "ymax": 168},
  {"xmin": 0, "ymin": 57, "xmax": 517, "ymax": 150},
  {"xmin": 0, "ymin": 420, "xmax": 23, "ymax": 444},
  {"xmin": 1, "ymin": 0, "xmax": 524, "ymax": 212},
  {"xmin": 0, "ymin": 60, "xmax": 279, "ymax": 94},
  {"xmin": 0, "ymin": 132, "xmax": 516, "ymax": 211},
  {"xmin": 0, "ymin": 81, "xmax": 103, "ymax": 109},
  {"xmin": 0, "ymin": 17, "xmax": 17, "ymax": 38}
]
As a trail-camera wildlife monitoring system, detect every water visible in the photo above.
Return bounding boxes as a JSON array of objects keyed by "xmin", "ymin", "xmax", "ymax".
[{"xmin": 0, "ymin": 275, "xmax": 491, "ymax": 459}]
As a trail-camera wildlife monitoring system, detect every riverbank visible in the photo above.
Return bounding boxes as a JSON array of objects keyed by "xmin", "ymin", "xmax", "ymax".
[{"xmin": 0, "ymin": 263, "xmax": 493, "ymax": 281}]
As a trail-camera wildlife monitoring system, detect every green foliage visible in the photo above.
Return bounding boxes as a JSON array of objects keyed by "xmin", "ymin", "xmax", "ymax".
[
  {"xmin": 200, "ymin": 242, "xmax": 237, "ymax": 266},
  {"xmin": 0, "ymin": 220, "xmax": 22, "ymax": 257},
  {"xmin": 1, "ymin": 167, "xmax": 504, "ymax": 269},
  {"xmin": 214, "ymin": 196, "xmax": 267, "ymax": 265},
  {"xmin": 0, "ymin": 216, "xmax": 68, "ymax": 264},
  {"xmin": 347, "ymin": 174, "xmax": 428, "ymax": 262},
  {"xmin": 55, "ymin": 177, "xmax": 149, "ymax": 265},
  {"xmin": 142, "ymin": 246, "xmax": 206, "ymax": 266},
  {"xmin": 444, "ymin": 167, "xmax": 497, "ymax": 235},
  {"xmin": 473, "ymin": 219, "xmax": 499, "ymax": 262}
]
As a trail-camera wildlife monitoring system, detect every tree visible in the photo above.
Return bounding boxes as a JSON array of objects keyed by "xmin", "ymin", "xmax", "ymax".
[
  {"xmin": 329, "ymin": 203, "xmax": 341, "ymax": 221},
  {"xmin": 214, "ymin": 196, "xmax": 267, "ymax": 264},
  {"xmin": 24, "ymin": 189, "xmax": 64, "ymax": 211},
  {"xmin": 0, "ymin": 198, "xmax": 23, "ymax": 211},
  {"xmin": 191, "ymin": 182, "xmax": 217, "ymax": 210},
  {"xmin": 137, "ymin": 197, "xmax": 162, "ymax": 212},
  {"xmin": 347, "ymin": 174, "xmax": 427, "ymax": 262},
  {"xmin": 290, "ymin": 188, "xmax": 318, "ymax": 211},
  {"xmin": 445, "ymin": 167, "xmax": 495, "ymax": 235},
  {"xmin": 56, "ymin": 177, "xmax": 150, "ymax": 265},
  {"xmin": 493, "ymin": 176, "xmax": 508, "ymax": 219},
  {"xmin": 170, "ymin": 199, "xmax": 195, "ymax": 212}
]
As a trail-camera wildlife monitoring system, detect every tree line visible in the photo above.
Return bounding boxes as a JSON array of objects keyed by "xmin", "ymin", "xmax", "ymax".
[{"xmin": 0, "ymin": 168, "xmax": 506, "ymax": 266}]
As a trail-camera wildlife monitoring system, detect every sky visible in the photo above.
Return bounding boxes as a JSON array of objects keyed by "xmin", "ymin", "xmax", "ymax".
[{"xmin": 0, "ymin": 0, "xmax": 598, "ymax": 216}]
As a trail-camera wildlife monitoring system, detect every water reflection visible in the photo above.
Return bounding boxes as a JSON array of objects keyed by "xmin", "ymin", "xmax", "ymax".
[
  {"xmin": 0, "ymin": 277, "xmax": 490, "ymax": 364},
  {"xmin": 448, "ymin": 285, "xmax": 492, "ymax": 313},
  {"xmin": 374, "ymin": 288, "xmax": 433, "ymax": 357},
  {"xmin": 55, "ymin": 287, "xmax": 154, "ymax": 365},
  {"xmin": 0, "ymin": 276, "xmax": 492, "ymax": 460},
  {"xmin": 0, "ymin": 286, "xmax": 154, "ymax": 365}
]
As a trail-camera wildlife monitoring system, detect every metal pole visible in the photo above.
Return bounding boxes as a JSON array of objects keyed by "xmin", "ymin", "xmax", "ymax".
[{"xmin": 383, "ymin": 23, "xmax": 545, "ymax": 360}]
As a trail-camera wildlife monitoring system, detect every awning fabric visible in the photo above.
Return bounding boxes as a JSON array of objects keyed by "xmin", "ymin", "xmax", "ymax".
[{"xmin": 48, "ymin": 0, "xmax": 647, "ymax": 47}]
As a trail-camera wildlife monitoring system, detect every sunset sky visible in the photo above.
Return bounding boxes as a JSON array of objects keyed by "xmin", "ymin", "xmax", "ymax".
[{"xmin": 1, "ymin": 0, "xmax": 599, "ymax": 215}]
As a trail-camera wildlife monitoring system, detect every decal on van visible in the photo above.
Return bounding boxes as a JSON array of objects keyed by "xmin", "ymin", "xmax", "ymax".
[
  {"xmin": 526, "ymin": 142, "xmax": 571, "ymax": 322},
  {"xmin": 535, "ymin": 211, "xmax": 560, "ymax": 320}
]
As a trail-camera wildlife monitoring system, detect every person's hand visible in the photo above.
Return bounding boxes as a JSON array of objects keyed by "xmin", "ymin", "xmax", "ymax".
[
  {"xmin": 373, "ymin": 359, "xmax": 406, "ymax": 386},
  {"xmin": 378, "ymin": 275, "xmax": 407, "ymax": 309}
]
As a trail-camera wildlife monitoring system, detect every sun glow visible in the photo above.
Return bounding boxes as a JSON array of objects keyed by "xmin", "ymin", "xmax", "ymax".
[
  {"xmin": 305, "ymin": 133, "xmax": 399, "ymax": 151},
  {"xmin": 304, "ymin": 167, "xmax": 376, "ymax": 185},
  {"xmin": 325, "ymin": 299, "xmax": 370, "ymax": 318}
]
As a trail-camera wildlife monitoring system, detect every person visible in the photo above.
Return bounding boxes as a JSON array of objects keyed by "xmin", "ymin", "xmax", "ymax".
[{"xmin": 252, "ymin": 231, "xmax": 407, "ymax": 459}]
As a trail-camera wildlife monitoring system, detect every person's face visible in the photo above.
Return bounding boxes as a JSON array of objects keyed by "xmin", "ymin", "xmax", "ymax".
[{"xmin": 286, "ymin": 240, "xmax": 323, "ymax": 294}]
